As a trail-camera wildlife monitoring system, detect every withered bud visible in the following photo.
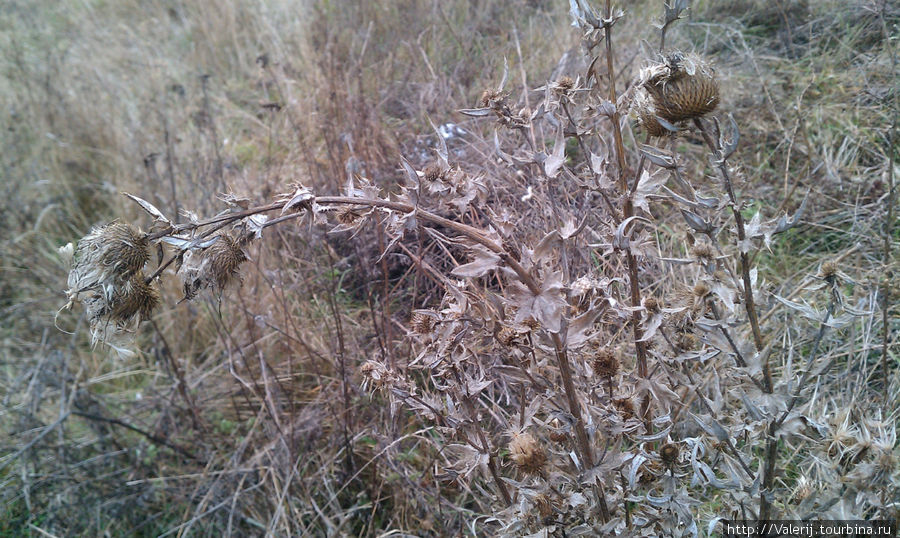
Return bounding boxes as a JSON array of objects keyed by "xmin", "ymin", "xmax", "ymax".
[
  {"xmin": 548, "ymin": 418, "xmax": 568, "ymax": 443},
  {"xmin": 409, "ymin": 311, "xmax": 437, "ymax": 335},
  {"xmin": 481, "ymin": 89, "xmax": 506, "ymax": 108},
  {"xmin": 660, "ymin": 442, "xmax": 680, "ymax": 466},
  {"xmin": 508, "ymin": 432, "xmax": 547, "ymax": 474},
  {"xmin": 675, "ymin": 331, "xmax": 699, "ymax": 351},
  {"xmin": 181, "ymin": 233, "xmax": 250, "ymax": 300},
  {"xmin": 820, "ymin": 260, "xmax": 838, "ymax": 280},
  {"xmin": 496, "ymin": 326, "xmax": 519, "ymax": 347},
  {"xmin": 614, "ymin": 398, "xmax": 635, "ymax": 420},
  {"xmin": 423, "ymin": 164, "xmax": 446, "ymax": 183},
  {"xmin": 522, "ymin": 317, "xmax": 541, "ymax": 332},
  {"xmin": 554, "ymin": 76, "xmax": 575, "ymax": 95},
  {"xmin": 208, "ymin": 233, "xmax": 249, "ymax": 290},
  {"xmin": 592, "ymin": 349, "xmax": 619, "ymax": 378},
  {"xmin": 360, "ymin": 359, "xmax": 394, "ymax": 390},
  {"xmin": 534, "ymin": 494, "xmax": 554, "ymax": 519},
  {"xmin": 690, "ymin": 242, "xmax": 714, "ymax": 261},
  {"xmin": 692, "ymin": 282, "xmax": 711, "ymax": 299},
  {"xmin": 110, "ymin": 273, "xmax": 160, "ymax": 323}
]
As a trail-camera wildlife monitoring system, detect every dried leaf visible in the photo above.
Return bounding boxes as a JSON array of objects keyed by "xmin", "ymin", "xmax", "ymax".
[
  {"xmin": 544, "ymin": 124, "xmax": 566, "ymax": 178},
  {"xmin": 123, "ymin": 193, "xmax": 171, "ymax": 225},
  {"xmin": 451, "ymin": 246, "xmax": 501, "ymax": 278}
]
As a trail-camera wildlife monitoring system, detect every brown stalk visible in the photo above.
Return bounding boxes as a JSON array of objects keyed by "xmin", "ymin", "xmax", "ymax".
[
  {"xmin": 692, "ymin": 118, "xmax": 765, "ymax": 355},
  {"xmin": 603, "ymin": 1, "xmax": 649, "ymax": 384}
]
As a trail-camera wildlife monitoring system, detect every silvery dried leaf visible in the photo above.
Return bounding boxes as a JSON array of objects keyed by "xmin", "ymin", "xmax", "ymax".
[
  {"xmin": 544, "ymin": 124, "xmax": 566, "ymax": 178},
  {"xmin": 773, "ymin": 190, "xmax": 809, "ymax": 234},
  {"xmin": 680, "ymin": 209, "xmax": 714, "ymax": 234},
  {"xmin": 633, "ymin": 169, "xmax": 668, "ymax": 214},
  {"xmin": 160, "ymin": 235, "xmax": 219, "ymax": 250},
  {"xmin": 280, "ymin": 185, "xmax": 315, "ymax": 215},
  {"xmin": 247, "ymin": 214, "xmax": 268, "ymax": 239},
  {"xmin": 641, "ymin": 145, "xmax": 676, "ymax": 169},
  {"xmin": 451, "ymin": 245, "xmax": 501, "ymax": 278},
  {"xmin": 459, "ymin": 107, "xmax": 493, "ymax": 117},
  {"xmin": 124, "ymin": 192, "xmax": 171, "ymax": 225},
  {"xmin": 720, "ymin": 114, "xmax": 740, "ymax": 160}
]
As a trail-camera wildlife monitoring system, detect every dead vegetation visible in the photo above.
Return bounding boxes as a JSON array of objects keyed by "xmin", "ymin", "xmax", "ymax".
[{"xmin": 1, "ymin": 0, "xmax": 897, "ymax": 536}]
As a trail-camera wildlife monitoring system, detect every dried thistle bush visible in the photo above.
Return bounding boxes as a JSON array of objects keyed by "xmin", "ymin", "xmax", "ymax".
[{"xmin": 4, "ymin": 0, "xmax": 896, "ymax": 535}]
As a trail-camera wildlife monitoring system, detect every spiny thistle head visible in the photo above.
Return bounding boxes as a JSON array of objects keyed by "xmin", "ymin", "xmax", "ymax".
[
  {"xmin": 67, "ymin": 222, "xmax": 149, "ymax": 294},
  {"xmin": 208, "ymin": 233, "xmax": 249, "ymax": 290},
  {"xmin": 660, "ymin": 442, "xmax": 680, "ymax": 466},
  {"xmin": 496, "ymin": 326, "xmax": 520, "ymax": 347},
  {"xmin": 692, "ymin": 281, "xmax": 711, "ymax": 299},
  {"xmin": 181, "ymin": 233, "xmax": 250, "ymax": 300},
  {"xmin": 690, "ymin": 241, "xmax": 714, "ymax": 261},
  {"xmin": 640, "ymin": 52, "xmax": 719, "ymax": 123},
  {"xmin": 820, "ymin": 260, "xmax": 839, "ymax": 281},
  {"xmin": 508, "ymin": 432, "xmax": 547, "ymax": 475},
  {"xmin": 83, "ymin": 272, "xmax": 158, "ymax": 352},
  {"xmin": 614, "ymin": 397, "xmax": 636, "ymax": 420},
  {"xmin": 633, "ymin": 88, "xmax": 670, "ymax": 137},
  {"xmin": 109, "ymin": 273, "xmax": 160, "ymax": 323},
  {"xmin": 409, "ymin": 311, "xmax": 437, "ymax": 335},
  {"xmin": 592, "ymin": 348, "xmax": 619, "ymax": 377}
]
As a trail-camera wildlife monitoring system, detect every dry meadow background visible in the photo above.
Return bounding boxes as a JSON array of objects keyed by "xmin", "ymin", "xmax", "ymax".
[{"xmin": 1, "ymin": 0, "xmax": 898, "ymax": 536}]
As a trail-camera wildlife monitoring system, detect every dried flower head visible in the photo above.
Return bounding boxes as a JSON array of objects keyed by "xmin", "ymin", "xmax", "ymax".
[
  {"xmin": 336, "ymin": 207, "xmax": 362, "ymax": 225},
  {"xmin": 360, "ymin": 359, "xmax": 395, "ymax": 390},
  {"xmin": 614, "ymin": 397, "xmax": 636, "ymax": 420},
  {"xmin": 409, "ymin": 311, "xmax": 437, "ymax": 335},
  {"xmin": 496, "ymin": 326, "xmax": 520, "ymax": 347},
  {"xmin": 423, "ymin": 163, "xmax": 446, "ymax": 183},
  {"xmin": 690, "ymin": 241, "xmax": 714, "ymax": 261},
  {"xmin": 692, "ymin": 282, "xmax": 711, "ymax": 299},
  {"xmin": 820, "ymin": 260, "xmax": 839, "ymax": 281},
  {"xmin": 522, "ymin": 317, "xmax": 541, "ymax": 332},
  {"xmin": 592, "ymin": 348, "xmax": 619, "ymax": 377},
  {"xmin": 481, "ymin": 89, "xmax": 506, "ymax": 108},
  {"xmin": 675, "ymin": 331, "xmax": 699, "ymax": 351},
  {"xmin": 640, "ymin": 52, "xmax": 719, "ymax": 123},
  {"xmin": 660, "ymin": 442, "xmax": 680, "ymax": 466},
  {"xmin": 181, "ymin": 233, "xmax": 250, "ymax": 300},
  {"xmin": 533, "ymin": 493, "xmax": 555, "ymax": 519},
  {"xmin": 633, "ymin": 88, "xmax": 670, "ymax": 137},
  {"xmin": 508, "ymin": 432, "xmax": 547, "ymax": 474},
  {"xmin": 67, "ymin": 222, "xmax": 149, "ymax": 296},
  {"xmin": 83, "ymin": 272, "xmax": 158, "ymax": 352}
]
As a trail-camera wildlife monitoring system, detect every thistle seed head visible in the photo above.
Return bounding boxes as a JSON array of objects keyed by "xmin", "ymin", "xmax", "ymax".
[
  {"xmin": 633, "ymin": 88, "xmax": 670, "ymax": 137},
  {"xmin": 660, "ymin": 442, "xmax": 680, "ymax": 466},
  {"xmin": 409, "ymin": 311, "xmax": 437, "ymax": 335},
  {"xmin": 67, "ymin": 222, "xmax": 149, "ymax": 294},
  {"xmin": 181, "ymin": 233, "xmax": 250, "ymax": 300},
  {"xmin": 692, "ymin": 282, "xmax": 711, "ymax": 299},
  {"xmin": 592, "ymin": 348, "xmax": 619, "ymax": 378},
  {"xmin": 641, "ymin": 52, "xmax": 719, "ymax": 123},
  {"xmin": 497, "ymin": 326, "xmax": 519, "ymax": 347},
  {"xmin": 508, "ymin": 432, "xmax": 547, "ymax": 474}
]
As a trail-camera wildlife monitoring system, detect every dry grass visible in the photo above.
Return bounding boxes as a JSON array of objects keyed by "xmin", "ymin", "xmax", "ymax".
[{"xmin": 1, "ymin": 0, "xmax": 897, "ymax": 536}]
